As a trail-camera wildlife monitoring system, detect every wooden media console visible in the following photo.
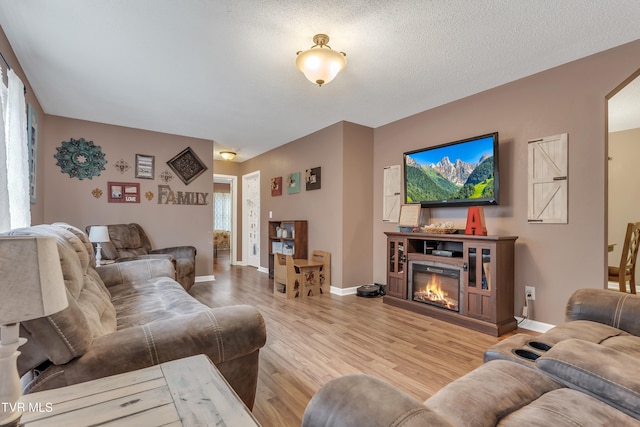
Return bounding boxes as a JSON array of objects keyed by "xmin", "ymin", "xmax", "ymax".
[{"xmin": 384, "ymin": 231, "xmax": 518, "ymax": 336}]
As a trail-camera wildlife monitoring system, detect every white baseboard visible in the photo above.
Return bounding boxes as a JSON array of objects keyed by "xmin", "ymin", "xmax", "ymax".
[
  {"xmin": 515, "ymin": 317, "xmax": 555, "ymax": 333},
  {"xmin": 257, "ymin": 266, "xmax": 269, "ymax": 274},
  {"xmin": 195, "ymin": 275, "xmax": 215, "ymax": 283},
  {"xmin": 330, "ymin": 285, "xmax": 360, "ymax": 296}
]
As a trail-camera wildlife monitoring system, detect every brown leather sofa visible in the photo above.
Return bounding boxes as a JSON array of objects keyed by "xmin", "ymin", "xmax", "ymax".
[
  {"xmin": 302, "ymin": 289, "xmax": 640, "ymax": 426},
  {"xmin": 5, "ymin": 223, "xmax": 266, "ymax": 409},
  {"xmin": 86, "ymin": 223, "xmax": 196, "ymax": 291}
]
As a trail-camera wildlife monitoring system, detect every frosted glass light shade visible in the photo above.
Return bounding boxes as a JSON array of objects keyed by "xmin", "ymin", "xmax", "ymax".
[
  {"xmin": 0, "ymin": 236, "xmax": 68, "ymax": 324},
  {"xmin": 296, "ymin": 34, "xmax": 346, "ymax": 86},
  {"xmin": 220, "ymin": 151, "xmax": 236, "ymax": 160}
]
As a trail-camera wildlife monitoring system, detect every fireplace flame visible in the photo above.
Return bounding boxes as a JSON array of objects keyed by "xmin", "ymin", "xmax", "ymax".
[
  {"xmin": 414, "ymin": 274, "xmax": 458, "ymax": 310},
  {"xmin": 426, "ymin": 274, "xmax": 448, "ymax": 302}
]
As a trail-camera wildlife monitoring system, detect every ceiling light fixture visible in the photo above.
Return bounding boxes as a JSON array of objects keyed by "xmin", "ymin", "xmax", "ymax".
[
  {"xmin": 220, "ymin": 151, "xmax": 236, "ymax": 161},
  {"xmin": 296, "ymin": 34, "xmax": 346, "ymax": 87}
]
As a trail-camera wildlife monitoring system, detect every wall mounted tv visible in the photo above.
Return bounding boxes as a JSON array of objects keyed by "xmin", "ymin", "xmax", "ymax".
[{"xmin": 403, "ymin": 132, "xmax": 499, "ymax": 208}]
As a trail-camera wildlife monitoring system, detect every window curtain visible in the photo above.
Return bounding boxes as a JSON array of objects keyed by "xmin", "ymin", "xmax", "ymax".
[
  {"xmin": 0, "ymin": 68, "xmax": 29, "ymax": 232},
  {"xmin": 214, "ymin": 192, "xmax": 231, "ymax": 231}
]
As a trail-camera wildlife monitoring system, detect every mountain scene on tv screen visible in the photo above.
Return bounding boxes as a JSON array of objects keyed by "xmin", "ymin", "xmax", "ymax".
[{"xmin": 406, "ymin": 153, "xmax": 494, "ymax": 203}]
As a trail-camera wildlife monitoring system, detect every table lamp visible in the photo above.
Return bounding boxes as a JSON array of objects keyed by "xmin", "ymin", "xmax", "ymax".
[
  {"xmin": 88, "ymin": 226, "xmax": 110, "ymax": 266},
  {"xmin": 0, "ymin": 236, "xmax": 68, "ymax": 427}
]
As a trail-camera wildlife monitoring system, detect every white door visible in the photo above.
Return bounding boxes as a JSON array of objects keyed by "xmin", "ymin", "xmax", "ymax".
[{"xmin": 242, "ymin": 171, "xmax": 260, "ymax": 268}]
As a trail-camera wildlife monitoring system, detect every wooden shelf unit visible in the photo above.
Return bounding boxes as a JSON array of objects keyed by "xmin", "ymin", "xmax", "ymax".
[
  {"xmin": 384, "ymin": 231, "xmax": 518, "ymax": 336},
  {"xmin": 268, "ymin": 220, "xmax": 308, "ymax": 279}
]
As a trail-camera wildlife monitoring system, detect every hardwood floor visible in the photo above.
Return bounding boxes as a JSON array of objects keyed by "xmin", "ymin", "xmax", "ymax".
[{"xmin": 191, "ymin": 253, "xmax": 532, "ymax": 426}]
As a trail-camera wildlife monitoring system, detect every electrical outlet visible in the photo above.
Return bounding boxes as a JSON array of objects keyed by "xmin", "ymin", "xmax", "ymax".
[{"xmin": 525, "ymin": 286, "xmax": 535, "ymax": 301}]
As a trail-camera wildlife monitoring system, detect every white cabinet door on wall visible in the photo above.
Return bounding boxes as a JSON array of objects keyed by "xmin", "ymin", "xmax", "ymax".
[
  {"xmin": 528, "ymin": 133, "xmax": 568, "ymax": 224},
  {"xmin": 383, "ymin": 165, "xmax": 401, "ymax": 223}
]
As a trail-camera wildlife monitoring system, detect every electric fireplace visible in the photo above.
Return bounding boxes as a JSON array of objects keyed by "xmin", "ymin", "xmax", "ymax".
[{"xmin": 408, "ymin": 260, "xmax": 462, "ymax": 312}]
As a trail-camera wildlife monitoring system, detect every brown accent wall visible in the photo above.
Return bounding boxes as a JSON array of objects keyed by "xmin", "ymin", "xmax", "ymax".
[
  {"xmin": 374, "ymin": 40, "xmax": 640, "ymax": 325},
  {"xmin": 238, "ymin": 121, "xmax": 374, "ymax": 288},
  {"xmin": 43, "ymin": 116, "xmax": 214, "ymax": 276}
]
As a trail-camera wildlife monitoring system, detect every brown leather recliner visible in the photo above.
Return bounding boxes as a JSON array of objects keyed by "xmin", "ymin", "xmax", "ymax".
[{"xmin": 87, "ymin": 223, "xmax": 196, "ymax": 291}]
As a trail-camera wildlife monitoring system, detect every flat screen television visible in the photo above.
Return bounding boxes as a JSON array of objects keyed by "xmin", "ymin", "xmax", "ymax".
[{"xmin": 403, "ymin": 132, "xmax": 499, "ymax": 208}]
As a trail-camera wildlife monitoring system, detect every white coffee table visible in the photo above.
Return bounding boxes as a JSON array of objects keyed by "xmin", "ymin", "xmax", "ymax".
[{"xmin": 18, "ymin": 354, "xmax": 260, "ymax": 426}]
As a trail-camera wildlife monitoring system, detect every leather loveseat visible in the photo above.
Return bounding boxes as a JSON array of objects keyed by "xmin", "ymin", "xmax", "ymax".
[
  {"xmin": 4, "ymin": 223, "xmax": 266, "ymax": 409},
  {"xmin": 302, "ymin": 289, "xmax": 640, "ymax": 426},
  {"xmin": 86, "ymin": 223, "xmax": 197, "ymax": 291}
]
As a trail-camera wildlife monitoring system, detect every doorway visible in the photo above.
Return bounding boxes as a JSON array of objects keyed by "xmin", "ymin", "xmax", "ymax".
[
  {"xmin": 214, "ymin": 174, "xmax": 238, "ymax": 266},
  {"xmin": 606, "ymin": 70, "xmax": 640, "ymax": 290}
]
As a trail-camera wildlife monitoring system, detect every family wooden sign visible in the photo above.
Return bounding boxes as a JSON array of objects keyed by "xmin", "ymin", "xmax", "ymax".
[{"xmin": 157, "ymin": 185, "xmax": 209, "ymax": 205}]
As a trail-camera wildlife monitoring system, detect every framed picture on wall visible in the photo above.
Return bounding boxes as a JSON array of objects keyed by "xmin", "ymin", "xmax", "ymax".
[
  {"xmin": 135, "ymin": 154, "xmax": 155, "ymax": 179},
  {"xmin": 287, "ymin": 172, "xmax": 300, "ymax": 194},
  {"xmin": 108, "ymin": 182, "xmax": 140, "ymax": 203},
  {"xmin": 271, "ymin": 176, "xmax": 282, "ymax": 196},
  {"xmin": 305, "ymin": 167, "xmax": 321, "ymax": 191}
]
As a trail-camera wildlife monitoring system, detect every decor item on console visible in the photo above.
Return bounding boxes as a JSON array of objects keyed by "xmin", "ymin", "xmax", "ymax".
[
  {"xmin": 167, "ymin": 146, "xmax": 207, "ymax": 185},
  {"xmin": 303, "ymin": 289, "xmax": 640, "ymax": 426},
  {"xmin": 2, "ymin": 223, "xmax": 266, "ymax": 410},
  {"xmin": 54, "ymin": 137, "xmax": 107, "ymax": 180},
  {"xmin": 86, "ymin": 223, "xmax": 197, "ymax": 290},
  {"xmin": 296, "ymin": 34, "xmax": 346, "ymax": 86},
  {"xmin": 465, "ymin": 206, "xmax": 487, "ymax": 235},
  {"xmin": 404, "ymin": 132, "xmax": 499, "ymax": 208},
  {"xmin": 421, "ymin": 222, "xmax": 456, "ymax": 234},
  {"xmin": 0, "ymin": 236, "xmax": 68, "ymax": 427}
]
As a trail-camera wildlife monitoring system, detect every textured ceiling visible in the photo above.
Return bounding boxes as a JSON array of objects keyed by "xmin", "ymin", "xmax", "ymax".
[{"xmin": 1, "ymin": 1, "xmax": 639, "ymax": 162}]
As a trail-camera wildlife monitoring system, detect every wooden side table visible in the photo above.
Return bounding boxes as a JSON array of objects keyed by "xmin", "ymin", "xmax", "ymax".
[{"xmin": 18, "ymin": 355, "xmax": 260, "ymax": 426}]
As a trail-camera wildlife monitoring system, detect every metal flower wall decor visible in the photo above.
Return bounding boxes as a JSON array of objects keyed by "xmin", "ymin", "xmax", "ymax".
[{"xmin": 54, "ymin": 137, "xmax": 107, "ymax": 180}]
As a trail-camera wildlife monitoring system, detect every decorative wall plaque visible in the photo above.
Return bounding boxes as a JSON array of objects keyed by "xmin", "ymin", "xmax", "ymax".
[
  {"xmin": 135, "ymin": 154, "xmax": 155, "ymax": 179},
  {"xmin": 287, "ymin": 172, "xmax": 300, "ymax": 194},
  {"xmin": 271, "ymin": 177, "xmax": 282, "ymax": 196},
  {"xmin": 159, "ymin": 170, "xmax": 174, "ymax": 183},
  {"xmin": 305, "ymin": 167, "xmax": 321, "ymax": 191},
  {"xmin": 114, "ymin": 158, "xmax": 130, "ymax": 174},
  {"xmin": 167, "ymin": 147, "xmax": 207, "ymax": 185},
  {"xmin": 54, "ymin": 137, "xmax": 107, "ymax": 180}
]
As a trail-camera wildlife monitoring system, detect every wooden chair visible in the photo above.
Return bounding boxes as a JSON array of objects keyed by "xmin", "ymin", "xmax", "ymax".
[
  {"xmin": 273, "ymin": 254, "xmax": 302, "ymax": 298},
  {"xmin": 311, "ymin": 250, "xmax": 331, "ymax": 293},
  {"xmin": 609, "ymin": 222, "xmax": 640, "ymax": 294}
]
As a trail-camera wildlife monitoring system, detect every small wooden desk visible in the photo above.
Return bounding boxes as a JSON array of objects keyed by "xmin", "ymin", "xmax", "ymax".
[
  {"xmin": 293, "ymin": 259, "xmax": 324, "ymax": 296},
  {"xmin": 18, "ymin": 355, "xmax": 260, "ymax": 426}
]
